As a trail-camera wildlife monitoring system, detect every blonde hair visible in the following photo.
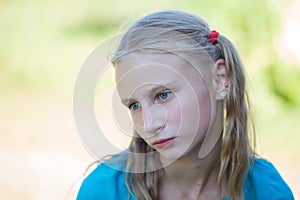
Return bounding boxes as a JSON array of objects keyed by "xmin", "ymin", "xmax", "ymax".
[{"xmin": 112, "ymin": 10, "xmax": 255, "ymax": 200}]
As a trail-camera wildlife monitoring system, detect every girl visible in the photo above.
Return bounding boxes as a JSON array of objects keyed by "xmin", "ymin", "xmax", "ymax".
[{"xmin": 77, "ymin": 10, "xmax": 294, "ymax": 200}]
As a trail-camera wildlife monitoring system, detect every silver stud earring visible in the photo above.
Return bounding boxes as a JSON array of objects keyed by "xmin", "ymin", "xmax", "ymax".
[{"xmin": 219, "ymin": 91, "xmax": 226, "ymax": 100}]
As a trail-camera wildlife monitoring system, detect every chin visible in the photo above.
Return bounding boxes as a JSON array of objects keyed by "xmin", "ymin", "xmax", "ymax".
[{"xmin": 158, "ymin": 149, "xmax": 186, "ymax": 162}]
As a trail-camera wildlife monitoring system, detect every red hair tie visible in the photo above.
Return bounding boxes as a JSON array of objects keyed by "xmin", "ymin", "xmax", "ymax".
[{"xmin": 209, "ymin": 30, "xmax": 219, "ymax": 45}]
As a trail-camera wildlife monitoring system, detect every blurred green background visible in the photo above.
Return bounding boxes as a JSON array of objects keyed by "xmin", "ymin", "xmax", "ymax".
[{"xmin": 0, "ymin": 0, "xmax": 299, "ymax": 199}]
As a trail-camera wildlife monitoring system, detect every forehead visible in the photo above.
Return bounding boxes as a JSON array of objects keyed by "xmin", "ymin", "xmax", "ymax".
[
  {"xmin": 116, "ymin": 53, "xmax": 187, "ymax": 79},
  {"xmin": 116, "ymin": 54, "xmax": 187, "ymax": 86},
  {"xmin": 116, "ymin": 52, "xmax": 213, "ymax": 78},
  {"xmin": 115, "ymin": 53, "xmax": 213, "ymax": 97}
]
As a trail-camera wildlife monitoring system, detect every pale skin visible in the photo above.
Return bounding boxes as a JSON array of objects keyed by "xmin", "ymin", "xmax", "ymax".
[{"xmin": 116, "ymin": 53, "xmax": 228, "ymax": 200}]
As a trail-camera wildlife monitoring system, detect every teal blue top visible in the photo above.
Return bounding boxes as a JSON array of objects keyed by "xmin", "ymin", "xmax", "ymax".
[{"xmin": 77, "ymin": 158, "xmax": 294, "ymax": 200}]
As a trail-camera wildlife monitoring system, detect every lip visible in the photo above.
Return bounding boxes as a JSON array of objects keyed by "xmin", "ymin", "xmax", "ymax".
[{"xmin": 152, "ymin": 137, "xmax": 175, "ymax": 149}]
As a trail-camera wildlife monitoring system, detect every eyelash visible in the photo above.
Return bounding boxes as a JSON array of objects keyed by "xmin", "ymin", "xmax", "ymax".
[
  {"xmin": 155, "ymin": 90, "xmax": 173, "ymax": 102},
  {"xmin": 128, "ymin": 90, "xmax": 173, "ymax": 111},
  {"xmin": 128, "ymin": 102, "xmax": 140, "ymax": 111}
]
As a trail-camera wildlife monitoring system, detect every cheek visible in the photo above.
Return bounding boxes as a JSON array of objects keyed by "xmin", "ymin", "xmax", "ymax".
[
  {"xmin": 176, "ymin": 89, "xmax": 211, "ymax": 137},
  {"xmin": 164, "ymin": 99, "xmax": 182, "ymax": 125},
  {"xmin": 197, "ymin": 90, "xmax": 212, "ymax": 132},
  {"xmin": 131, "ymin": 112, "xmax": 144, "ymax": 130}
]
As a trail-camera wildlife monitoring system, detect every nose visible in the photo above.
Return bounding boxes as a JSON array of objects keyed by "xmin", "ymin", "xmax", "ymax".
[{"xmin": 143, "ymin": 104, "xmax": 166, "ymax": 134}]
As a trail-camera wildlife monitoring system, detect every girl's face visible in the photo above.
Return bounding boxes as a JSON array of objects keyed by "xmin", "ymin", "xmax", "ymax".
[{"xmin": 115, "ymin": 53, "xmax": 212, "ymax": 160}]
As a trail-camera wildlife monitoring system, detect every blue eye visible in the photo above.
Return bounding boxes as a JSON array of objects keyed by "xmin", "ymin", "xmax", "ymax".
[
  {"xmin": 129, "ymin": 102, "xmax": 141, "ymax": 111},
  {"xmin": 156, "ymin": 91, "xmax": 172, "ymax": 101}
]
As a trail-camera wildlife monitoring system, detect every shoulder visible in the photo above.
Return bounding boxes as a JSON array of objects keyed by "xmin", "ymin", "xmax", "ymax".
[
  {"xmin": 244, "ymin": 158, "xmax": 294, "ymax": 200},
  {"xmin": 77, "ymin": 156, "xmax": 134, "ymax": 200}
]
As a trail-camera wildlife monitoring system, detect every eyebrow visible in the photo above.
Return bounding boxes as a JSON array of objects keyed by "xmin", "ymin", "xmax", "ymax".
[{"xmin": 121, "ymin": 80, "xmax": 179, "ymax": 105}]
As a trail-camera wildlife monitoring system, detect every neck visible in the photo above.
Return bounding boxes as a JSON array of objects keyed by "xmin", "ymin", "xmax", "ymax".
[{"xmin": 160, "ymin": 136, "xmax": 222, "ymax": 187}]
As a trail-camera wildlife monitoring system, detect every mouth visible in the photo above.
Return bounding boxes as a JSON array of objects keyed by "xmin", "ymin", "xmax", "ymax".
[{"xmin": 152, "ymin": 137, "xmax": 175, "ymax": 149}]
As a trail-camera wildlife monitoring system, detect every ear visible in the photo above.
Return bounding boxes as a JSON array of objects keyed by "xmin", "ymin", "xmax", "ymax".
[{"xmin": 213, "ymin": 59, "xmax": 228, "ymax": 100}]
